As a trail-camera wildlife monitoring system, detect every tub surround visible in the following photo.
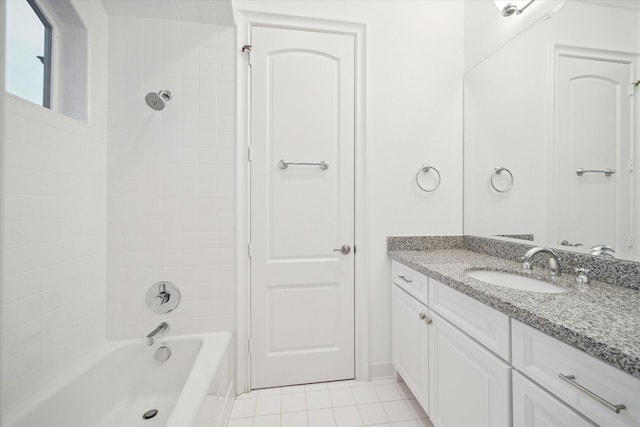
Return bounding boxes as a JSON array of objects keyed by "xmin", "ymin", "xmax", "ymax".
[{"xmin": 387, "ymin": 235, "xmax": 640, "ymax": 379}]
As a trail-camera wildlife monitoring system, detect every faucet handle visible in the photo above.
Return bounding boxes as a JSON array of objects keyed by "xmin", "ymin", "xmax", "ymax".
[
  {"xmin": 146, "ymin": 281, "xmax": 181, "ymax": 314},
  {"xmin": 574, "ymin": 267, "xmax": 591, "ymax": 285}
]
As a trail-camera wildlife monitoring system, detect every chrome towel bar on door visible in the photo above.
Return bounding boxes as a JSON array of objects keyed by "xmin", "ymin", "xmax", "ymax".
[
  {"xmin": 576, "ymin": 168, "xmax": 615, "ymax": 177},
  {"xmin": 278, "ymin": 159, "xmax": 329, "ymax": 170}
]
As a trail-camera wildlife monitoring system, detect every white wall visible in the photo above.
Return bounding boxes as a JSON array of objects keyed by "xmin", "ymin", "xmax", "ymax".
[
  {"xmin": 106, "ymin": 17, "xmax": 236, "ymax": 339},
  {"xmin": 464, "ymin": 0, "xmax": 564, "ymax": 72},
  {"xmin": 0, "ymin": 0, "xmax": 108, "ymax": 416},
  {"xmin": 234, "ymin": 0, "xmax": 465, "ymax": 377}
]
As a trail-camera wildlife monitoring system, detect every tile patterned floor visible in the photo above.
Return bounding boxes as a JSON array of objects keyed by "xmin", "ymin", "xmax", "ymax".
[{"xmin": 227, "ymin": 379, "xmax": 435, "ymax": 427}]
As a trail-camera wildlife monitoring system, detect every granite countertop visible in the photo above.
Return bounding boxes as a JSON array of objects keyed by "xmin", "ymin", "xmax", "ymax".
[{"xmin": 388, "ymin": 248, "xmax": 640, "ymax": 379}]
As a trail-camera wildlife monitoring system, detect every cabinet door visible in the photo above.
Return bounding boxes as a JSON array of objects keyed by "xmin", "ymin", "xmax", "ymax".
[
  {"xmin": 513, "ymin": 371, "xmax": 595, "ymax": 427},
  {"xmin": 429, "ymin": 311, "xmax": 511, "ymax": 427},
  {"xmin": 392, "ymin": 284, "xmax": 428, "ymax": 408}
]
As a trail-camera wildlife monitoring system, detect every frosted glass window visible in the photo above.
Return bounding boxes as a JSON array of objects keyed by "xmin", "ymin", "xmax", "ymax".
[{"xmin": 5, "ymin": 0, "xmax": 52, "ymax": 107}]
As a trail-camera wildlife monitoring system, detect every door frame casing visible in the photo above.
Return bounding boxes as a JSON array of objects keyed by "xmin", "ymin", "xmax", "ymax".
[{"xmin": 235, "ymin": 10, "xmax": 367, "ymax": 394}]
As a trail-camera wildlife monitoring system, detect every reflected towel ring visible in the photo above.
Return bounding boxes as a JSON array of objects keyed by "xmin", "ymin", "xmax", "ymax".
[
  {"xmin": 490, "ymin": 166, "xmax": 513, "ymax": 193},
  {"xmin": 416, "ymin": 164, "xmax": 441, "ymax": 192}
]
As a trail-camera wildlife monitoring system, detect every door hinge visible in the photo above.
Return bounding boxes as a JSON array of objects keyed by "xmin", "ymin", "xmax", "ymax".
[
  {"xmin": 242, "ymin": 45, "xmax": 252, "ymax": 65},
  {"xmin": 629, "ymin": 159, "xmax": 634, "ymax": 173},
  {"xmin": 248, "ymin": 337, "xmax": 252, "ymax": 354},
  {"xmin": 248, "ymin": 146, "xmax": 252, "ymax": 162},
  {"xmin": 353, "ymin": 245, "xmax": 356, "ymax": 254},
  {"xmin": 248, "ymin": 242, "xmax": 252, "ymax": 258},
  {"xmin": 629, "ymin": 235, "xmax": 634, "ymax": 248}
]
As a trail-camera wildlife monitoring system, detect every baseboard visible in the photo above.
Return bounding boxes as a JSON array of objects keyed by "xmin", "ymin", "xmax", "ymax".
[{"xmin": 369, "ymin": 362, "xmax": 394, "ymax": 380}]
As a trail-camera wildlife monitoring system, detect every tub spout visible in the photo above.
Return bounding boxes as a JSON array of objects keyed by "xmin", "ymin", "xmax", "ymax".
[{"xmin": 146, "ymin": 322, "xmax": 170, "ymax": 346}]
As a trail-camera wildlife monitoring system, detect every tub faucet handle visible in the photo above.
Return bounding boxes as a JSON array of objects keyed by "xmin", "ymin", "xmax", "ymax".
[{"xmin": 146, "ymin": 281, "xmax": 181, "ymax": 314}]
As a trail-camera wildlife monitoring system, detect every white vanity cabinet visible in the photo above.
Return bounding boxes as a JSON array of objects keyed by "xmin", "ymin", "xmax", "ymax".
[
  {"xmin": 391, "ymin": 261, "xmax": 512, "ymax": 427},
  {"xmin": 391, "ymin": 284, "xmax": 429, "ymax": 409},
  {"xmin": 391, "ymin": 260, "xmax": 640, "ymax": 427},
  {"xmin": 512, "ymin": 320, "xmax": 640, "ymax": 427},
  {"xmin": 428, "ymin": 310, "xmax": 512, "ymax": 427}
]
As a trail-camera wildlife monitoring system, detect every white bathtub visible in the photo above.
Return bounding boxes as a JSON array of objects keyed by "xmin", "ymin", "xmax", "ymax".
[{"xmin": 7, "ymin": 333, "xmax": 233, "ymax": 427}]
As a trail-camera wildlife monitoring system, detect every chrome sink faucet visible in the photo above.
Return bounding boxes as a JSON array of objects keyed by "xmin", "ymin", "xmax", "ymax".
[
  {"xmin": 521, "ymin": 247, "xmax": 562, "ymax": 279},
  {"xmin": 146, "ymin": 322, "xmax": 170, "ymax": 346}
]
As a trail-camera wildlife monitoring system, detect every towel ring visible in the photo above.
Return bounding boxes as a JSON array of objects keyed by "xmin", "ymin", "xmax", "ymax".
[
  {"xmin": 490, "ymin": 166, "xmax": 513, "ymax": 193},
  {"xmin": 416, "ymin": 164, "xmax": 441, "ymax": 193}
]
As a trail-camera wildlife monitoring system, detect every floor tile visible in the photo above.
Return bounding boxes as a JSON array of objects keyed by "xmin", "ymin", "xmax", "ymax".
[
  {"xmin": 333, "ymin": 405, "xmax": 364, "ymax": 427},
  {"xmin": 371, "ymin": 378, "xmax": 397, "ymax": 385},
  {"xmin": 395, "ymin": 381, "xmax": 413, "ymax": 399},
  {"xmin": 236, "ymin": 390, "xmax": 258, "ymax": 400},
  {"xmin": 358, "ymin": 402, "xmax": 390, "ymax": 426},
  {"xmin": 327, "ymin": 380, "xmax": 354, "ymax": 389},
  {"xmin": 282, "ymin": 384, "xmax": 306, "ymax": 394},
  {"xmin": 405, "ymin": 399, "xmax": 427, "ymax": 419},
  {"xmin": 307, "ymin": 390, "xmax": 332, "ymax": 410},
  {"xmin": 329, "ymin": 388, "xmax": 357, "ymax": 407},
  {"xmin": 230, "ymin": 398, "xmax": 256, "ymax": 419},
  {"xmin": 382, "ymin": 400, "xmax": 414, "ymax": 423},
  {"xmin": 352, "ymin": 386, "xmax": 380, "ymax": 404},
  {"xmin": 252, "ymin": 413, "xmax": 280, "ymax": 427},
  {"xmin": 281, "ymin": 392, "xmax": 307, "ymax": 413},
  {"xmin": 418, "ymin": 417, "xmax": 435, "ymax": 427},
  {"xmin": 306, "ymin": 382, "xmax": 329, "ymax": 392},
  {"xmin": 373, "ymin": 383, "xmax": 403, "ymax": 402},
  {"xmin": 308, "ymin": 408, "xmax": 337, "ymax": 427},
  {"xmin": 254, "ymin": 395, "xmax": 282, "ymax": 416},
  {"xmin": 231, "ymin": 379, "xmax": 434, "ymax": 427},
  {"xmin": 257, "ymin": 387, "xmax": 283, "ymax": 396},
  {"xmin": 391, "ymin": 421, "xmax": 421, "ymax": 427},
  {"xmin": 281, "ymin": 411, "xmax": 309, "ymax": 427},
  {"xmin": 350, "ymin": 380, "xmax": 373, "ymax": 388}
]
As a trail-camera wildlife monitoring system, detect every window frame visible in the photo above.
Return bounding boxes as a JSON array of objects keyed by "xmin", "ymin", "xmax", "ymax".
[{"xmin": 25, "ymin": 0, "xmax": 52, "ymax": 108}]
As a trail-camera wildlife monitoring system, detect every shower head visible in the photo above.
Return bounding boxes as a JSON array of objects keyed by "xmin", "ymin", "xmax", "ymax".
[{"xmin": 145, "ymin": 90, "xmax": 172, "ymax": 110}]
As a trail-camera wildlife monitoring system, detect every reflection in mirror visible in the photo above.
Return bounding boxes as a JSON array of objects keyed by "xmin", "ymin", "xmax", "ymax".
[{"xmin": 464, "ymin": 0, "xmax": 640, "ymax": 261}]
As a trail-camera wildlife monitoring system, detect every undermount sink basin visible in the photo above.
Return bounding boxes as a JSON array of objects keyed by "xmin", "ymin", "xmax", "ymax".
[{"xmin": 465, "ymin": 270, "xmax": 569, "ymax": 294}]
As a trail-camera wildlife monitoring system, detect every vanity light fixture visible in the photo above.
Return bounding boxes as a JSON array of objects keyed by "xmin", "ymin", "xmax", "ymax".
[{"xmin": 494, "ymin": 0, "xmax": 536, "ymax": 17}]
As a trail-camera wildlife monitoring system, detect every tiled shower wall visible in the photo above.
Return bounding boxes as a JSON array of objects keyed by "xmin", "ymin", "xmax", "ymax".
[
  {"xmin": 0, "ymin": 2, "xmax": 108, "ymax": 414},
  {"xmin": 106, "ymin": 17, "xmax": 235, "ymax": 339}
]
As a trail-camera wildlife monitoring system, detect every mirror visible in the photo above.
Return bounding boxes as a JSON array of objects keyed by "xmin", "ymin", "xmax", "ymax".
[{"xmin": 464, "ymin": 0, "xmax": 640, "ymax": 261}]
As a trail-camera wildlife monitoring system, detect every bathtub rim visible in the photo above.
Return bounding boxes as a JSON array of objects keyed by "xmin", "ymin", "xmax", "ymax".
[{"xmin": 5, "ymin": 332, "xmax": 232, "ymax": 427}]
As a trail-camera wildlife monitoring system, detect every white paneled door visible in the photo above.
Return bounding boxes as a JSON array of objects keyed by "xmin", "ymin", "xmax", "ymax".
[
  {"xmin": 555, "ymin": 53, "xmax": 633, "ymax": 253},
  {"xmin": 249, "ymin": 26, "xmax": 355, "ymax": 389}
]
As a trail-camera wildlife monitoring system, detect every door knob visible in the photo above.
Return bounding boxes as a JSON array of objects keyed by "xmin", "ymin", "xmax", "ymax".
[{"xmin": 333, "ymin": 245, "xmax": 351, "ymax": 255}]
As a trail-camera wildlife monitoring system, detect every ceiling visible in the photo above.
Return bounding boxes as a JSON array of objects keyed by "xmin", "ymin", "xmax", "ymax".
[{"xmin": 100, "ymin": 0, "xmax": 234, "ymax": 26}]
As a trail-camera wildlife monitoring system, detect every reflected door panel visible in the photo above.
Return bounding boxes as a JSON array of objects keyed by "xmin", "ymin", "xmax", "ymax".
[{"xmin": 554, "ymin": 54, "xmax": 632, "ymax": 253}]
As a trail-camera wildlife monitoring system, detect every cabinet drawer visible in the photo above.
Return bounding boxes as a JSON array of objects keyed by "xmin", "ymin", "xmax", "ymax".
[
  {"xmin": 392, "ymin": 261, "xmax": 428, "ymax": 305},
  {"xmin": 513, "ymin": 371, "xmax": 595, "ymax": 427},
  {"xmin": 512, "ymin": 320, "xmax": 640, "ymax": 427},
  {"xmin": 429, "ymin": 278, "xmax": 511, "ymax": 361}
]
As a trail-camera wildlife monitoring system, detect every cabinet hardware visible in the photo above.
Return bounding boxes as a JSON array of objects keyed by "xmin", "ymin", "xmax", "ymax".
[
  {"xmin": 419, "ymin": 312, "xmax": 433, "ymax": 325},
  {"xmin": 398, "ymin": 275, "xmax": 413, "ymax": 283},
  {"xmin": 558, "ymin": 374, "xmax": 626, "ymax": 413}
]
